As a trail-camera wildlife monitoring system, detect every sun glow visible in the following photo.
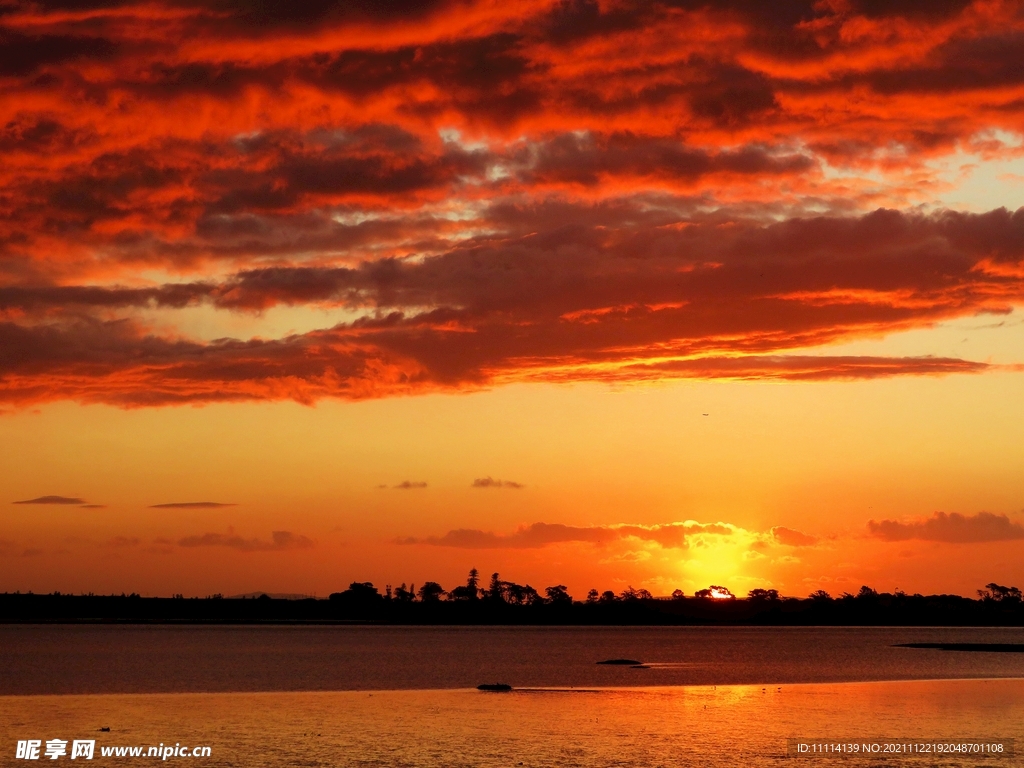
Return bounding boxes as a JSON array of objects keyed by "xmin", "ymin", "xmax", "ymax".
[{"xmin": 694, "ymin": 585, "xmax": 737, "ymax": 599}]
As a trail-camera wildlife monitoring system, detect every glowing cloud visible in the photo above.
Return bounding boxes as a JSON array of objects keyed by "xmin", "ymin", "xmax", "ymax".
[{"xmin": 0, "ymin": 0, "xmax": 1022, "ymax": 409}]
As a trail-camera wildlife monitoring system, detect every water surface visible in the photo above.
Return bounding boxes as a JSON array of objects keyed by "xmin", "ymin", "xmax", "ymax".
[
  {"xmin": 3, "ymin": 625, "xmax": 1024, "ymax": 694},
  {"xmin": 1, "ymin": 680, "xmax": 1020, "ymax": 767}
]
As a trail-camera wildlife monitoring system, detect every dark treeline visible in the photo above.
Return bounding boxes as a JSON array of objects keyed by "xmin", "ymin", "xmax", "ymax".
[{"xmin": 3, "ymin": 572, "xmax": 1024, "ymax": 625}]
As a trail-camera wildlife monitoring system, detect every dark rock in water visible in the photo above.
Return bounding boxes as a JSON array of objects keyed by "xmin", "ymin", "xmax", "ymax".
[
  {"xmin": 477, "ymin": 683, "xmax": 513, "ymax": 692},
  {"xmin": 99, "ymin": 727, "xmax": 110, "ymax": 732},
  {"xmin": 895, "ymin": 643, "xmax": 1024, "ymax": 653},
  {"xmin": 596, "ymin": 658, "xmax": 642, "ymax": 665}
]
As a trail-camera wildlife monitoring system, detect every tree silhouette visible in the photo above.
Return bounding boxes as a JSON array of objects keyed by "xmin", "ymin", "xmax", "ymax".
[
  {"xmin": 521, "ymin": 585, "xmax": 543, "ymax": 606},
  {"xmin": 449, "ymin": 569, "xmax": 481, "ymax": 601},
  {"xmin": 393, "ymin": 583, "xmax": 415, "ymax": 602},
  {"xmin": 328, "ymin": 582, "xmax": 383, "ymax": 615},
  {"xmin": 487, "ymin": 572, "xmax": 505, "ymax": 603},
  {"xmin": 330, "ymin": 582, "xmax": 381, "ymax": 603},
  {"xmin": 417, "ymin": 581, "xmax": 445, "ymax": 602},
  {"xmin": 10, "ymin": 578, "xmax": 1024, "ymax": 625},
  {"xmin": 978, "ymin": 583, "xmax": 1022, "ymax": 602},
  {"xmin": 504, "ymin": 582, "xmax": 525, "ymax": 605},
  {"xmin": 545, "ymin": 585, "xmax": 572, "ymax": 605},
  {"xmin": 695, "ymin": 585, "xmax": 735, "ymax": 599}
]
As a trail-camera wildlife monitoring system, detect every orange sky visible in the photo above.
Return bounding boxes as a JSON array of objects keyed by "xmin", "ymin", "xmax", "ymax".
[{"xmin": 2, "ymin": 0, "xmax": 1024, "ymax": 599}]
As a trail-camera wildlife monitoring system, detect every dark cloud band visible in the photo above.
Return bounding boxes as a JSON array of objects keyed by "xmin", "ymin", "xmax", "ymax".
[{"xmin": 867, "ymin": 511, "xmax": 1024, "ymax": 543}]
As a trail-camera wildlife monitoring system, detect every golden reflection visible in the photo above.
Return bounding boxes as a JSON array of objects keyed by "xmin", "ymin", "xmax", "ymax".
[{"xmin": 2, "ymin": 679, "xmax": 1021, "ymax": 767}]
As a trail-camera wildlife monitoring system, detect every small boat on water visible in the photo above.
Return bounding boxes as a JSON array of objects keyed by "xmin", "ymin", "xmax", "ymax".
[
  {"xmin": 596, "ymin": 658, "xmax": 642, "ymax": 665},
  {"xmin": 477, "ymin": 683, "xmax": 513, "ymax": 692}
]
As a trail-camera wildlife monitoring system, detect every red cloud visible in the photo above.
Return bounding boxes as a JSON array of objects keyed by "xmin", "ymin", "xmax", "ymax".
[
  {"xmin": 1, "ymin": 1, "xmax": 1024, "ymax": 407},
  {"xmin": 1, "ymin": 206, "xmax": 1019, "ymax": 406},
  {"xmin": 4, "ymin": 1, "xmax": 1024, "ymax": 275}
]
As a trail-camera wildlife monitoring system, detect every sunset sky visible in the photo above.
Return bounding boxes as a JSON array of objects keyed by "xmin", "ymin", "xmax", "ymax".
[{"xmin": 2, "ymin": 0, "xmax": 1024, "ymax": 599}]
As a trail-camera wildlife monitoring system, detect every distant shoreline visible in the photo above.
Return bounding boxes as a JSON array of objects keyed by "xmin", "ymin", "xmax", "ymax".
[
  {"xmin": 896, "ymin": 643, "xmax": 1024, "ymax": 652},
  {"xmin": 3, "ymin": 591, "xmax": 1024, "ymax": 627}
]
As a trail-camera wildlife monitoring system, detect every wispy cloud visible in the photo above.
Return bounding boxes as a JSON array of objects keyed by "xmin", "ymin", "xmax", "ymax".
[
  {"xmin": 1, "ymin": 540, "xmax": 46, "ymax": 558},
  {"xmin": 867, "ymin": 511, "xmax": 1024, "ymax": 543},
  {"xmin": 392, "ymin": 481, "xmax": 427, "ymax": 490},
  {"xmin": 145, "ymin": 537, "xmax": 175, "ymax": 555},
  {"xmin": 397, "ymin": 521, "xmax": 734, "ymax": 549},
  {"xmin": 177, "ymin": 530, "xmax": 315, "ymax": 552},
  {"xmin": 471, "ymin": 477, "xmax": 524, "ymax": 489},
  {"xmin": 12, "ymin": 496, "xmax": 87, "ymax": 505},
  {"xmin": 771, "ymin": 526, "xmax": 818, "ymax": 547},
  {"xmin": 150, "ymin": 502, "xmax": 237, "ymax": 509},
  {"xmin": 105, "ymin": 536, "xmax": 140, "ymax": 549}
]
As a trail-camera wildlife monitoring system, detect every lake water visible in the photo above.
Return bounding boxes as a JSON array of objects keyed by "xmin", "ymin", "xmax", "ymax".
[{"xmin": 2, "ymin": 626, "xmax": 1023, "ymax": 766}]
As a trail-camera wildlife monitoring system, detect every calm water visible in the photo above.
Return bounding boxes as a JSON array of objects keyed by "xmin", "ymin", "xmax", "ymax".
[
  {"xmin": 1, "ymin": 682, "xmax": 1021, "ymax": 767},
  {"xmin": 3, "ymin": 626, "xmax": 1024, "ymax": 766},
  {"xmin": 1, "ymin": 625, "xmax": 1023, "ymax": 694}
]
